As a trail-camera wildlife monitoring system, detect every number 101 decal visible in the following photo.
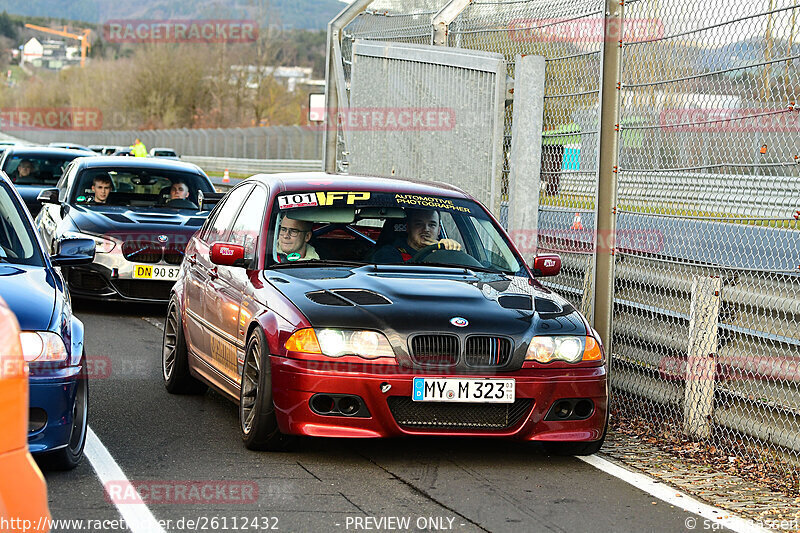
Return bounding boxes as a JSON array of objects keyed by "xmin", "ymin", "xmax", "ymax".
[{"xmin": 278, "ymin": 193, "xmax": 318, "ymax": 209}]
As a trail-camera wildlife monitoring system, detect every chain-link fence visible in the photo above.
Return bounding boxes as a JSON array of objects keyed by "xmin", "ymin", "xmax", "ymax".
[
  {"xmin": 11, "ymin": 126, "xmax": 324, "ymax": 160},
  {"xmin": 329, "ymin": 0, "xmax": 800, "ymax": 479}
]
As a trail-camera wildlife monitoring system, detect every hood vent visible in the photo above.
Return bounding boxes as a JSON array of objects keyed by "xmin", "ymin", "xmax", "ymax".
[
  {"xmin": 498, "ymin": 294, "xmax": 533, "ymax": 310},
  {"xmin": 103, "ymin": 213, "xmax": 134, "ymax": 224},
  {"xmin": 534, "ymin": 297, "xmax": 563, "ymax": 314},
  {"xmin": 130, "ymin": 213, "xmax": 183, "ymax": 225},
  {"xmin": 185, "ymin": 217, "xmax": 205, "ymax": 227},
  {"xmin": 305, "ymin": 289, "xmax": 392, "ymax": 306},
  {"xmin": 306, "ymin": 291, "xmax": 353, "ymax": 306},
  {"xmin": 332, "ymin": 289, "xmax": 391, "ymax": 305}
]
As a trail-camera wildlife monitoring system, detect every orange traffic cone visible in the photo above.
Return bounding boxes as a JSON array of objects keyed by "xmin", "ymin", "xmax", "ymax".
[
  {"xmin": 223, "ymin": 169, "xmax": 230, "ymax": 183},
  {"xmin": 571, "ymin": 212, "xmax": 584, "ymax": 230}
]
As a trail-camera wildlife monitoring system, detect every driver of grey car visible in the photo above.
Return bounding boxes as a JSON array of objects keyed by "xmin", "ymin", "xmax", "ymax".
[{"xmin": 373, "ymin": 208, "xmax": 461, "ymax": 263}]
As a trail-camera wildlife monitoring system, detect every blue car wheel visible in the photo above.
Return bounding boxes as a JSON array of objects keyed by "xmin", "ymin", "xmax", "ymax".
[{"xmin": 41, "ymin": 359, "xmax": 88, "ymax": 470}]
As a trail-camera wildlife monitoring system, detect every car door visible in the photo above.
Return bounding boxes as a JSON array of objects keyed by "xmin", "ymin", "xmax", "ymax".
[
  {"xmin": 193, "ymin": 184, "xmax": 253, "ymax": 373},
  {"xmin": 209, "ymin": 184, "xmax": 268, "ymax": 383}
]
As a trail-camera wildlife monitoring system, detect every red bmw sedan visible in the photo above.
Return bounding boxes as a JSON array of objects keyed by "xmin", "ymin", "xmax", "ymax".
[{"xmin": 162, "ymin": 173, "xmax": 608, "ymax": 454}]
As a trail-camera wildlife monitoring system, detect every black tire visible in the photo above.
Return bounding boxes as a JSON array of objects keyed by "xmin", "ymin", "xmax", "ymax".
[
  {"xmin": 162, "ymin": 298, "xmax": 207, "ymax": 395},
  {"xmin": 543, "ymin": 419, "xmax": 608, "ymax": 456},
  {"xmin": 41, "ymin": 360, "xmax": 88, "ymax": 470},
  {"xmin": 239, "ymin": 328, "xmax": 296, "ymax": 451}
]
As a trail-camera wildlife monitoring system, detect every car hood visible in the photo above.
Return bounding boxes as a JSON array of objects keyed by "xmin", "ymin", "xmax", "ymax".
[
  {"xmin": 69, "ymin": 205, "xmax": 207, "ymax": 239},
  {"xmin": 265, "ymin": 265, "xmax": 586, "ymax": 342},
  {"xmin": 0, "ymin": 266, "xmax": 55, "ymax": 331}
]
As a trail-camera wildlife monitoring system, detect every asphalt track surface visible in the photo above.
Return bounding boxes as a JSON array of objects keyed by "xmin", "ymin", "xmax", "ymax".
[{"xmin": 38, "ymin": 300, "xmax": 722, "ymax": 533}]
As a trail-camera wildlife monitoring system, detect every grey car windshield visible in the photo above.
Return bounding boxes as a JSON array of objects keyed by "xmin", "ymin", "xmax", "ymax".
[{"xmin": 72, "ymin": 169, "xmax": 214, "ymax": 209}]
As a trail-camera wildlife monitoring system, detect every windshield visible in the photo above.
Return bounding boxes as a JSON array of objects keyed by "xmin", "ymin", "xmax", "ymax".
[
  {"xmin": 0, "ymin": 182, "xmax": 43, "ymax": 266},
  {"xmin": 71, "ymin": 168, "xmax": 214, "ymax": 210},
  {"xmin": 268, "ymin": 191, "xmax": 524, "ymax": 274},
  {"xmin": 4, "ymin": 153, "xmax": 88, "ymax": 186}
]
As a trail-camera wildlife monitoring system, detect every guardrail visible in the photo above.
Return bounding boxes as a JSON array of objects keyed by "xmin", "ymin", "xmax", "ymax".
[
  {"xmin": 546, "ymin": 250, "xmax": 800, "ymax": 454},
  {"xmin": 184, "ymin": 156, "xmax": 322, "ymax": 175},
  {"xmin": 551, "ymin": 170, "xmax": 800, "ymax": 218}
]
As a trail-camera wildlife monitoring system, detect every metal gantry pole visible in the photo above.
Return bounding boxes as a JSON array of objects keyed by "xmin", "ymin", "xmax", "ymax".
[
  {"xmin": 324, "ymin": 0, "xmax": 375, "ymax": 173},
  {"xmin": 592, "ymin": 0, "xmax": 624, "ymax": 355}
]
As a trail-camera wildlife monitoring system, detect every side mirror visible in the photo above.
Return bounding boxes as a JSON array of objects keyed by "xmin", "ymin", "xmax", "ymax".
[
  {"xmin": 210, "ymin": 242, "xmax": 245, "ymax": 267},
  {"xmin": 51, "ymin": 238, "xmax": 96, "ymax": 266},
  {"xmin": 532, "ymin": 254, "xmax": 561, "ymax": 277},
  {"xmin": 37, "ymin": 188, "xmax": 60, "ymax": 204}
]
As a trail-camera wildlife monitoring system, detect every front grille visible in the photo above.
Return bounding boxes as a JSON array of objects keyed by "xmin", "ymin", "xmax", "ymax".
[
  {"xmin": 112, "ymin": 280, "xmax": 174, "ymax": 300},
  {"xmin": 464, "ymin": 336, "xmax": 513, "ymax": 367},
  {"xmin": 410, "ymin": 334, "xmax": 459, "ymax": 366},
  {"xmin": 66, "ymin": 268, "xmax": 108, "ymax": 291},
  {"xmin": 122, "ymin": 241, "xmax": 162, "ymax": 263},
  {"xmin": 387, "ymin": 397, "xmax": 533, "ymax": 430},
  {"xmin": 163, "ymin": 243, "xmax": 186, "ymax": 265}
]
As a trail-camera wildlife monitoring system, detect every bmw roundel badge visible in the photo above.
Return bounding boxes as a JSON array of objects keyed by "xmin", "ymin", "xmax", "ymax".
[
  {"xmin": 450, "ymin": 317, "xmax": 469, "ymax": 327},
  {"xmin": 157, "ymin": 235, "xmax": 169, "ymax": 243}
]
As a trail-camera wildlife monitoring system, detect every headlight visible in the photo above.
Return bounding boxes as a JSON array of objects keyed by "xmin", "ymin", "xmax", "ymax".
[
  {"xmin": 525, "ymin": 336, "xmax": 602, "ymax": 363},
  {"xmin": 63, "ymin": 231, "xmax": 117, "ymax": 253},
  {"xmin": 19, "ymin": 332, "xmax": 68, "ymax": 363},
  {"xmin": 285, "ymin": 328, "xmax": 395, "ymax": 359}
]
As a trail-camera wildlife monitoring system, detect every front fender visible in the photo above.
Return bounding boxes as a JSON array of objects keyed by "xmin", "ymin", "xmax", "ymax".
[
  {"xmin": 253, "ymin": 312, "xmax": 281, "ymax": 356},
  {"xmin": 47, "ymin": 267, "xmax": 84, "ymax": 366}
]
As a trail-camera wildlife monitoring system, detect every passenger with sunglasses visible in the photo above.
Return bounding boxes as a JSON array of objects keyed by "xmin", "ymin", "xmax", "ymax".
[{"xmin": 277, "ymin": 217, "xmax": 320, "ymax": 262}]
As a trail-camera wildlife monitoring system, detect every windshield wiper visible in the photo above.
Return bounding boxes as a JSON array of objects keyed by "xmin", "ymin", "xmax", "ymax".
[{"xmin": 269, "ymin": 259, "xmax": 368, "ymax": 268}]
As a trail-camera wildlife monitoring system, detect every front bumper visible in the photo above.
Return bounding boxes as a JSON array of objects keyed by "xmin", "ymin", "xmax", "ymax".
[
  {"xmin": 28, "ymin": 366, "xmax": 82, "ymax": 454},
  {"xmin": 270, "ymin": 357, "xmax": 607, "ymax": 441},
  {"xmin": 62, "ymin": 257, "xmax": 180, "ymax": 303}
]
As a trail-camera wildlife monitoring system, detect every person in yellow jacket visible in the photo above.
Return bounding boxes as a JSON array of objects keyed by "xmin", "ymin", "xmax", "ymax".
[{"xmin": 131, "ymin": 138, "xmax": 147, "ymax": 157}]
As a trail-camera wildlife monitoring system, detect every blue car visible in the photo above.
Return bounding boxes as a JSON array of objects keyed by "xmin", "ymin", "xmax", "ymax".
[{"xmin": 0, "ymin": 170, "xmax": 95, "ymax": 469}]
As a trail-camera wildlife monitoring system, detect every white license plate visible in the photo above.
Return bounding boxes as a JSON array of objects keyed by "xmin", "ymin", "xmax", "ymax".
[
  {"xmin": 132, "ymin": 264, "xmax": 181, "ymax": 280},
  {"xmin": 412, "ymin": 378, "xmax": 515, "ymax": 403}
]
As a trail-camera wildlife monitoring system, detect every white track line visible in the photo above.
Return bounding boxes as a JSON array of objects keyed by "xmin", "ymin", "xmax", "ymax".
[
  {"xmin": 85, "ymin": 426, "xmax": 166, "ymax": 533},
  {"xmin": 580, "ymin": 455, "xmax": 770, "ymax": 533}
]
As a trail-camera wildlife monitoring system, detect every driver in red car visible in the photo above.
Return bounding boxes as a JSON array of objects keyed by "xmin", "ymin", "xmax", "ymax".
[{"xmin": 373, "ymin": 209, "xmax": 461, "ymax": 263}]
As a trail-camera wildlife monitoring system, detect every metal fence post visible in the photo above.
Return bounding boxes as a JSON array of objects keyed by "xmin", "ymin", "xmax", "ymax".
[
  {"xmin": 683, "ymin": 276, "xmax": 722, "ymax": 440},
  {"xmin": 324, "ymin": 0, "xmax": 375, "ymax": 172},
  {"xmin": 593, "ymin": 0, "xmax": 624, "ymax": 352},
  {"xmin": 508, "ymin": 54, "xmax": 546, "ymax": 263}
]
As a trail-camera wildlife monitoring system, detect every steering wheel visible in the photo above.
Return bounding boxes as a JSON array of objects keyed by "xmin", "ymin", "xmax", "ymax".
[
  {"xmin": 411, "ymin": 243, "xmax": 485, "ymax": 269},
  {"xmin": 411, "ymin": 243, "xmax": 442, "ymax": 262}
]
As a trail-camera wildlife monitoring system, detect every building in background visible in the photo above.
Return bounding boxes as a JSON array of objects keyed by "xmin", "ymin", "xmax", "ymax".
[
  {"xmin": 231, "ymin": 65, "xmax": 323, "ymax": 92},
  {"xmin": 21, "ymin": 37, "xmax": 80, "ymax": 70}
]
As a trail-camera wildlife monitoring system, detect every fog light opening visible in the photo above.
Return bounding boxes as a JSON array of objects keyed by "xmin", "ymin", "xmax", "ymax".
[
  {"xmin": 574, "ymin": 399, "xmax": 594, "ymax": 419},
  {"xmin": 337, "ymin": 396, "xmax": 360, "ymax": 416},
  {"xmin": 553, "ymin": 400, "xmax": 573, "ymax": 419},
  {"xmin": 311, "ymin": 394, "xmax": 335, "ymax": 414}
]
